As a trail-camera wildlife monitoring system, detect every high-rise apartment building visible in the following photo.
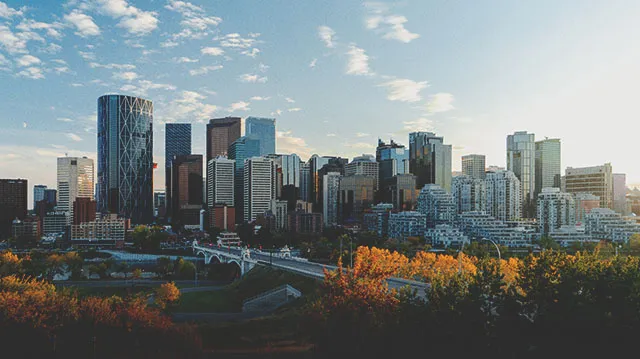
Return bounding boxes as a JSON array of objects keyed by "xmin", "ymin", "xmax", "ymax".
[
  {"xmin": 451, "ymin": 175, "xmax": 486, "ymax": 214},
  {"xmin": 243, "ymin": 157, "xmax": 277, "ymax": 223},
  {"xmin": 564, "ymin": 164, "xmax": 613, "ymax": 209},
  {"xmin": 535, "ymin": 138, "xmax": 561, "ymax": 197},
  {"xmin": 206, "ymin": 156, "xmax": 235, "ymax": 207},
  {"xmin": 461, "ymin": 154, "xmax": 486, "ymax": 180},
  {"xmin": 485, "ymin": 170, "xmax": 522, "ymax": 221},
  {"xmin": 507, "ymin": 131, "xmax": 535, "ymax": 217},
  {"xmin": 417, "ymin": 184, "xmax": 456, "ymax": 228},
  {"xmin": 537, "ymin": 187, "xmax": 575, "ymax": 236},
  {"xmin": 170, "ymin": 155, "xmax": 203, "ymax": 226},
  {"xmin": 33, "ymin": 185, "xmax": 47, "ymax": 210},
  {"xmin": 206, "ymin": 117, "xmax": 241, "ymax": 162},
  {"xmin": 246, "ymin": 117, "xmax": 276, "ymax": 156},
  {"xmin": 228, "ymin": 136, "xmax": 261, "ymax": 223},
  {"xmin": 322, "ymin": 172, "xmax": 341, "ymax": 226},
  {"xmin": 345, "ymin": 154, "xmax": 379, "ymax": 190},
  {"xmin": 409, "ymin": 132, "xmax": 452, "ymax": 192},
  {"xmin": 58, "ymin": 156, "xmax": 94, "ymax": 224},
  {"xmin": 0, "ymin": 179, "xmax": 28, "ymax": 238},
  {"xmin": 165, "ymin": 123, "xmax": 191, "ymax": 216},
  {"xmin": 97, "ymin": 95, "xmax": 153, "ymax": 224},
  {"xmin": 613, "ymin": 173, "xmax": 628, "ymax": 215}
]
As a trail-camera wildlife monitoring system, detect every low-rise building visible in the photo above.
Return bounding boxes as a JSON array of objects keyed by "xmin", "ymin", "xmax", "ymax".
[
  {"xmin": 458, "ymin": 211, "xmax": 530, "ymax": 247},
  {"xmin": 585, "ymin": 208, "xmax": 640, "ymax": 243},
  {"xmin": 70, "ymin": 214, "xmax": 126, "ymax": 248},
  {"xmin": 288, "ymin": 211, "xmax": 323, "ymax": 234},
  {"xmin": 43, "ymin": 211, "xmax": 68, "ymax": 235},
  {"xmin": 425, "ymin": 224, "xmax": 469, "ymax": 248},
  {"xmin": 549, "ymin": 225, "xmax": 597, "ymax": 247},
  {"xmin": 417, "ymin": 184, "xmax": 455, "ymax": 228},
  {"xmin": 363, "ymin": 203, "xmax": 394, "ymax": 237},
  {"xmin": 388, "ymin": 211, "xmax": 426, "ymax": 241}
]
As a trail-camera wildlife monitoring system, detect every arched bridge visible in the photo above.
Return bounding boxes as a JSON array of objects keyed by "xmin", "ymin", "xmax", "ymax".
[{"xmin": 192, "ymin": 241, "xmax": 429, "ymax": 298}]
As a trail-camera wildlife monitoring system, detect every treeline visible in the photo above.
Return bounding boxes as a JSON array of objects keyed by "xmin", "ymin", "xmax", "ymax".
[
  {"xmin": 0, "ymin": 251, "xmax": 201, "ymax": 358},
  {"xmin": 310, "ymin": 247, "xmax": 640, "ymax": 358}
]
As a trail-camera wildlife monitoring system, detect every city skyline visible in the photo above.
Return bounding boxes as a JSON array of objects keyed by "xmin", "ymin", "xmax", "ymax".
[{"xmin": 2, "ymin": 0, "xmax": 640, "ymax": 208}]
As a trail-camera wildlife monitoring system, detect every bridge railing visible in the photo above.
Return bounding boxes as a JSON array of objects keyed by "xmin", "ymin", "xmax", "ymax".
[{"xmin": 243, "ymin": 284, "xmax": 302, "ymax": 306}]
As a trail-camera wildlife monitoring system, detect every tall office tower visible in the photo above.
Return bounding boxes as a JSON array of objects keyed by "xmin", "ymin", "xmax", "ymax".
[
  {"xmin": 170, "ymin": 154, "xmax": 203, "ymax": 227},
  {"xmin": 535, "ymin": 138, "xmax": 561, "ymax": 196},
  {"xmin": 574, "ymin": 193, "xmax": 600, "ymax": 224},
  {"xmin": 243, "ymin": 157, "xmax": 276, "ymax": 223},
  {"xmin": 507, "ymin": 131, "xmax": 536, "ymax": 217},
  {"xmin": 44, "ymin": 189, "xmax": 57, "ymax": 206},
  {"xmin": 376, "ymin": 139, "xmax": 409, "ymax": 180},
  {"xmin": 0, "ymin": 179, "xmax": 28, "ymax": 238},
  {"xmin": 206, "ymin": 117, "xmax": 241, "ymax": 162},
  {"xmin": 613, "ymin": 173, "xmax": 628, "ymax": 214},
  {"xmin": 451, "ymin": 175, "xmax": 486, "ymax": 214},
  {"xmin": 308, "ymin": 155, "xmax": 348, "ymax": 212},
  {"xmin": 485, "ymin": 170, "xmax": 522, "ymax": 221},
  {"xmin": 97, "ymin": 94, "xmax": 153, "ymax": 224},
  {"xmin": 338, "ymin": 175, "xmax": 375, "ymax": 224},
  {"xmin": 267, "ymin": 154, "xmax": 301, "ymax": 188},
  {"xmin": 461, "ymin": 154, "xmax": 486, "ymax": 180},
  {"xmin": 322, "ymin": 172, "xmax": 341, "ymax": 226},
  {"xmin": 58, "ymin": 156, "xmax": 94, "ymax": 223},
  {"xmin": 564, "ymin": 164, "xmax": 613, "ymax": 210},
  {"xmin": 536, "ymin": 188, "xmax": 575, "ymax": 236},
  {"xmin": 409, "ymin": 132, "xmax": 452, "ymax": 192},
  {"xmin": 207, "ymin": 156, "xmax": 235, "ymax": 207},
  {"xmin": 73, "ymin": 197, "xmax": 97, "ymax": 225},
  {"xmin": 228, "ymin": 136, "xmax": 261, "ymax": 223},
  {"xmin": 417, "ymin": 184, "xmax": 456, "ymax": 228},
  {"xmin": 345, "ymin": 154, "xmax": 379, "ymax": 190},
  {"xmin": 299, "ymin": 162, "xmax": 311, "ymax": 202},
  {"xmin": 33, "ymin": 185, "xmax": 47, "ymax": 209},
  {"xmin": 385, "ymin": 174, "xmax": 418, "ymax": 210},
  {"xmin": 165, "ymin": 123, "xmax": 192, "ymax": 216},
  {"xmin": 154, "ymin": 191, "xmax": 166, "ymax": 218},
  {"xmin": 245, "ymin": 117, "xmax": 276, "ymax": 156}
]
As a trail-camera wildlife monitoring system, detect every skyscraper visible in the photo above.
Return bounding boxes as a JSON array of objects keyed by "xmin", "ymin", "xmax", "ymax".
[
  {"xmin": 244, "ymin": 157, "xmax": 276, "ymax": 222},
  {"xmin": 58, "ymin": 156, "xmax": 94, "ymax": 223},
  {"xmin": 564, "ymin": 164, "xmax": 613, "ymax": 209},
  {"xmin": 246, "ymin": 117, "xmax": 276, "ymax": 156},
  {"xmin": 485, "ymin": 170, "xmax": 522, "ymax": 221},
  {"xmin": 97, "ymin": 94, "xmax": 153, "ymax": 224},
  {"xmin": 0, "ymin": 179, "xmax": 27, "ymax": 238},
  {"xmin": 228, "ymin": 136, "xmax": 261, "ymax": 223},
  {"xmin": 535, "ymin": 138, "xmax": 561, "ymax": 197},
  {"xmin": 409, "ymin": 132, "xmax": 452, "ymax": 192},
  {"xmin": 507, "ymin": 131, "xmax": 536, "ymax": 217},
  {"xmin": 376, "ymin": 139, "xmax": 409, "ymax": 180},
  {"xmin": 613, "ymin": 173, "xmax": 628, "ymax": 214},
  {"xmin": 170, "ymin": 154, "xmax": 203, "ymax": 227},
  {"xmin": 33, "ymin": 185, "xmax": 47, "ymax": 210},
  {"xmin": 338, "ymin": 175, "xmax": 375, "ymax": 224},
  {"xmin": 345, "ymin": 154, "xmax": 379, "ymax": 190},
  {"xmin": 206, "ymin": 117, "xmax": 241, "ymax": 162},
  {"xmin": 322, "ymin": 172, "xmax": 341, "ymax": 226},
  {"xmin": 165, "ymin": 123, "xmax": 191, "ymax": 217},
  {"xmin": 461, "ymin": 154, "xmax": 486, "ymax": 180},
  {"xmin": 206, "ymin": 156, "xmax": 235, "ymax": 207}
]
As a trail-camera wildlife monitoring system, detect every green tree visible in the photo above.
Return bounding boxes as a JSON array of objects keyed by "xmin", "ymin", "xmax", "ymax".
[
  {"xmin": 538, "ymin": 236, "xmax": 560, "ymax": 250},
  {"xmin": 156, "ymin": 256, "xmax": 174, "ymax": 277}
]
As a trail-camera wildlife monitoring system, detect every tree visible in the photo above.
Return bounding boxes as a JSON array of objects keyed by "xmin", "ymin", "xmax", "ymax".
[
  {"xmin": 132, "ymin": 268, "xmax": 142, "ymax": 279},
  {"xmin": 175, "ymin": 261, "xmax": 196, "ymax": 280},
  {"xmin": 155, "ymin": 282, "xmax": 181, "ymax": 311},
  {"xmin": 156, "ymin": 256, "xmax": 174, "ymax": 278},
  {"xmin": 63, "ymin": 252, "xmax": 83, "ymax": 280},
  {"xmin": 628, "ymin": 233, "xmax": 640, "ymax": 256},
  {"xmin": 538, "ymin": 236, "xmax": 560, "ymax": 250}
]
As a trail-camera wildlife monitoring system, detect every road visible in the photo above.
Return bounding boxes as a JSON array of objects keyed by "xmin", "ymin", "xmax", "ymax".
[{"xmin": 54, "ymin": 279, "xmax": 224, "ymax": 287}]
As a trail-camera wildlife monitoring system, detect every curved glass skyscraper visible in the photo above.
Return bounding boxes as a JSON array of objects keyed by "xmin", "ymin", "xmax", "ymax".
[{"xmin": 97, "ymin": 95, "xmax": 154, "ymax": 224}]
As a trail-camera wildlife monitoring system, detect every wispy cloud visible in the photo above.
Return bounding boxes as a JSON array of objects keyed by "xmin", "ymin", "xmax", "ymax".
[
  {"xmin": 16, "ymin": 55, "xmax": 41, "ymax": 67},
  {"xmin": 346, "ymin": 45, "xmax": 372, "ymax": 76},
  {"xmin": 426, "ymin": 93, "xmax": 455, "ymax": 113},
  {"xmin": 173, "ymin": 56, "xmax": 198, "ymax": 63},
  {"xmin": 201, "ymin": 47, "xmax": 224, "ymax": 56},
  {"xmin": 89, "ymin": 62, "xmax": 136, "ymax": 70},
  {"xmin": 96, "ymin": 0, "xmax": 159, "ymax": 36},
  {"xmin": 17, "ymin": 67, "xmax": 44, "ymax": 79},
  {"xmin": 287, "ymin": 108, "xmax": 302, "ymax": 112},
  {"xmin": 112, "ymin": 71, "xmax": 138, "ymax": 81},
  {"xmin": 403, "ymin": 117, "xmax": 433, "ymax": 132},
  {"xmin": 239, "ymin": 73, "xmax": 267, "ymax": 83},
  {"xmin": 162, "ymin": 90, "xmax": 217, "ymax": 123},
  {"xmin": 318, "ymin": 25, "xmax": 336, "ymax": 48},
  {"xmin": 0, "ymin": 2, "xmax": 24, "ymax": 18},
  {"xmin": 356, "ymin": 132, "xmax": 370, "ymax": 137},
  {"xmin": 228, "ymin": 101, "xmax": 250, "ymax": 112},
  {"xmin": 250, "ymin": 96, "xmax": 270, "ymax": 101},
  {"xmin": 66, "ymin": 133, "xmax": 83, "ymax": 142},
  {"xmin": 64, "ymin": 10, "xmax": 101, "ymax": 37},
  {"xmin": 165, "ymin": 0, "xmax": 222, "ymax": 41},
  {"xmin": 277, "ymin": 130, "xmax": 313, "ymax": 160},
  {"xmin": 379, "ymin": 78, "xmax": 428, "ymax": 102},
  {"xmin": 364, "ymin": 2, "xmax": 419, "ymax": 43},
  {"xmin": 309, "ymin": 58, "xmax": 317, "ymax": 68},
  {"xmin": 57, "ymin": 117, "xmax": 73, "ymax": 122},
  {"xmin": 189, "ymin": 65, "xmax": 223, "ymax": 76}
]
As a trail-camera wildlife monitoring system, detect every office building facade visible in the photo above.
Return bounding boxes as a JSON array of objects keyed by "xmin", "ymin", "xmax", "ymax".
[
  {"xmin": 170, "ymin": 155, "xmax": 203, "ymax": 226},
  {"xmin": 345, "ymin": 154, "xmax": 379, "ymax": 190},
  {"xmin": 245, "ymin": 117, "xmax": 276, "ymax": 156},
  {"xmin": 322, "ymin": 172, "xmax": 341, "ymax": 226},
  {"xmin": 507, "ymin": 131, "xmax": 536, "ymax": 217},
  {"xmin": 388, "ymin": 211, "xmax": 427, "ymax": 241},
  {"xmin": 57, "ymin": 156, "xmax": 94, "ymax": 224},
  {"xmin": 73, "ymin": 197, "xmax": 97, "ymax": 225},
  {"xmin": 0, "ymin": 179, "xmax": 28, "ymax": 238},
  {"xmin": 229, "ymin": 136, "xmax": 261, "ymax": 223},
  {"xmin": 243, "ymin": 157, "xmax": 277, "ymax": 223},
  {"xmin": 461, "ymin": 154, "xmax": 486, "ymax": 180},
  {"xmin": 206, "ymin": 156, "xmax": 235, "ymax": 207},
  {"xmin": 564, "ymin": 164, "xmax": 613, "ymax": 210},
  {"xmin": 409, "ymin": 132, "xmax": 452, "ymax": 192},
  {"xmin": 376, "ymin": 139, "xmax": 409, "ymax": 181},
  {"xmin": 338, "ymin": 175, "xmax": 375, "ymax": 224},
  {"xmin": 206, "ymin": 117, "xmax": 241, "ymax": 162},
  {"xmin": 97, "ymin": 94, "xmax": 153, "ymax": 224},
  {"xmin": 613, "ymin": 173, "xmax": 628, "ymax": 215},
  {"xmin": 165, "ymin": 123, "xmax": 192, "ymax": 216},
  {"xmin": 535, "ymin": 138, "xmax": 561, "ymax": 196},
  {"xmin": 33, "ymin": 185, "xmax": 47, "ymax": 210}
]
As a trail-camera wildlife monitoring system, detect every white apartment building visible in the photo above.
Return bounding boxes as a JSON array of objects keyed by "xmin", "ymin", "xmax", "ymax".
[
  {"xmin": 585, "ymin": 208, "xmax": 640, "ymax": 243},
  {"xmin": 244, "ymin": 157, "xmax": 276, "ymax": 222},
  {"xmin": 425, "ymin": 224, "xmax": 469, "ymax": 248},
  {"xmin": 207, "ymin": 156, "xmax": 235, "ymax": 207},
  {"xmin": 485, "ymin": 170, "xmax": 521, "ymax": 221},
  {"xmin": 417, "ymin": 184, "xmax": 456, "ymax": 227},
  {"xmin": 537, "ymin": 187, "xmax": 576, "ymax": 236},
  {"xmin": 451, "ymin": 175, "xmax": 486, "ymax": 214},
  {"xmin": 388, "ymin": 211, "xmax": 427, "ymax": 241}
]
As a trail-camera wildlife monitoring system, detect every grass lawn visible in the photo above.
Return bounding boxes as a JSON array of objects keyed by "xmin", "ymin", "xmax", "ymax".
[
  {"xmin": 178, "ymin": 290, "xmax": 238, "ymax": 312},
  {"xmin": 64, "ymin": 285, "xmax": 154, "ymax": 298}
]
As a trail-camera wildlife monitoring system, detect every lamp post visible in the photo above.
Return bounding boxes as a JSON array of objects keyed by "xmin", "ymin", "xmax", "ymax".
[{"xmin": 482, "ymin": 238, "xmax": 501, "ymax": 260}]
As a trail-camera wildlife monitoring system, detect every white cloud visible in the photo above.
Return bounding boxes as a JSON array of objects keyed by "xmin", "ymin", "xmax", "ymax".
[
  {"xmin": 309, "ymin": 58, "xmax": 317, "ymax": 68},
  {"xmin": 284, "ymin": 97, "xmax": 295, "ymax": 103},
  {"xmin": 23, "ymin": 122, "xmax": 27, "ymax": 128},
  {"xmin": 57, "ymin": 118, "xmax": 73, "ymax": 122},
  {"xmin": 241, "ymin": 48, "xmax": 260, "ymax": 57},
  {"xmin": 201, "ymin": 47, "xmax": 224, "ymax": 56},
  {"xmin": 379, "ymin": 78, "xmax": 428, "ymax": 102},
  {"xmin": 250, "ymin": 96, "xmax": 270, "ymax": 101},
  {"xmin": 216, "ymin": 33, "xmax": 259, "ymax": 49},
  {"xmin": 64, "ymin": 10, "xmax": 101, "ymax": 37},
  {"xmin": 403, "ymin": 117, "xmax": 434, "ymax": 132},
  {"xmin": 364, "ymin": 2, "xmax": 419, "ymax": 43},
  {"xmin": 173, "ymin": 56, "xmax": 198, "ymax": 63},
  {"xmin": 258, "ymin": 63, "xmax": 269, "ymax": 72},
  {"xmin": 318, "ymin": 25, "xmax": 336, "ymax": 48},
  {"xmin": 16, "ymin": 19, "xmax": 64, "ymax": 39},
  {"xmin": 0, "ymin": 53, "xmax": 9, "ymax": 66},
  {"xmin": 356, "ymin": 132, "xmax": 370, "ymax": 137},
  {"xmin": 165, "ymin": 0, "xmax": 221, "ymax": 41},
  {"xmin": 66, "ymin": 133, "xmax": 83, "ymax": 142},
  {"xmin": 189, "ymin": 65, "xmax": 223, "ymax": 76},
  {"xmin": 426, "ymin": 93, "xmax": 455, "ymax": 113},
  {"xmin": 16, "ymin": 55, "xmax": 41, "ymax": 67},
  {"xmin": 0, "ymin": 25, "xmax": 28, "ymax": 54},
  {"xmin": 228, "ymin": 101, "xmax": 250, "ymax": 112},
  {"xmin": 54, "ymin": 66, "xmax": 70, "ymax": 74},
  {"xmin": 70, "ymin": 83, "xmax": 84, "ymax": 87},
  {"xmin": 271, "ymin": 109, "xmax": 283, "ymax": 116},
  {"xmin": 0, "ymin": 2, "xmax": 23, "ymax": 18},
  {"xmin": 346, "ymin": 45, "xmax": 371, "ymax": 75},
  {"xmin": 327, "ymin": 133, "xmax": 336, "ymax": 137},
  {"xmin": 17, "ymin": 67, "xmax": 44, "ymax": 79},
  {"xmin": 119, "ymin": 79, "xmax": 176, "ymax": 96},
  {"xmin": 112, "ymin": 71, "xmax": 138, "ymax": 81},
  {"xmin": 276, "ymin": 130, "xmax": 313, "ymax": 160},
  {"xmin": 97, "ymin": 0, "xmax": 159, "ymax": 36},
  {"xmin": 43, "ymin": 43, "xmax": 62, "ymax": 54},
  {"xmin": 78, "ymin": 50, "xmax": 96, "ymax": 61},
  {"xmin": 239, "ymin": 73, "xmax": 267, "ymax": 83},
  {"xmin": 89, "ymin": 62, "xmax": 136, "ymax": 70},
  {"xmin": 162, "ymin": 90, "xmax": 217, "ymax": 122},
  {"xmin": 287, "ymin": 108, "xmax": 302, "ymax": 112},
  {"xmin": 160, "ymin": 40, "xmax": 179, "ymax": 48}
]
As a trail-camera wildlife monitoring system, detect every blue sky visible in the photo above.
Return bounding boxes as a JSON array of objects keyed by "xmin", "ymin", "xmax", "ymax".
[{"xmin": 1, "ymin": 0, "xmax": 640, "ymax": 206}]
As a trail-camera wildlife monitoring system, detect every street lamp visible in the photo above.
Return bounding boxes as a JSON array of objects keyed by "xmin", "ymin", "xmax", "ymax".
[{"xmin": 482, "ymin": 238, "xmax": 501, "ymax": 260}]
